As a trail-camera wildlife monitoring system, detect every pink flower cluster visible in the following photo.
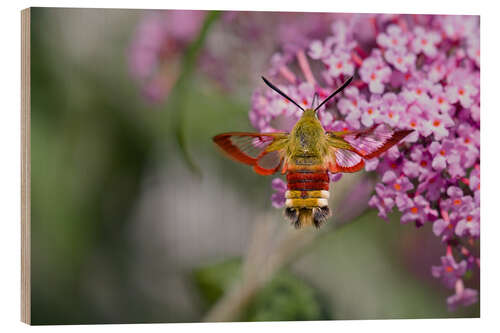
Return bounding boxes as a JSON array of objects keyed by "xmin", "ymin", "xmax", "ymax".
[{"xmin": 250, "ymin": 14, "xmax": 479, "ymax": 310}]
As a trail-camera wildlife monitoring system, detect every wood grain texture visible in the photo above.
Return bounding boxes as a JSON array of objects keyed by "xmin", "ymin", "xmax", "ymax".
[{"xmin": 21, "ymin": 7, "xmax": 31, "ymax": 325}]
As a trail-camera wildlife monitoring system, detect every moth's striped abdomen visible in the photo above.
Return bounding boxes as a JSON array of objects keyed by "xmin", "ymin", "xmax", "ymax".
[{"xmin": 284, "ymin": 170, "xmax": 332, "ymax": 228}]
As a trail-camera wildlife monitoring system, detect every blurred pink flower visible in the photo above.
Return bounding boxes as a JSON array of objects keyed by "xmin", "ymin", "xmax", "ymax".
[
  {"xmin": 359, "ymin": 50, "xmax": 392, "ymax": 93},
  {"xmin": 128, "ymin": 10, "xmax": 342, "ymax": 103},
  {"xmin": 447, "ymin": 279, "xmax": 478, "ymax": 311},
  {"xmin": 128, "ymin": 10, "xmax": 205, "ymax": 102},
  {"xmin": 376, "ymin": 24, "xmax": 408, "ymax": 50},
  {"xmin": 432, "ymin": 255, "xmax": 467, "ymax": 289},
  {"xmin": 271, "ymin": 178, "xmax": 287, "ymax": 208},
  {"xmin": 411, "ymin": 26, "xmax": 442, "ymax": 57}
]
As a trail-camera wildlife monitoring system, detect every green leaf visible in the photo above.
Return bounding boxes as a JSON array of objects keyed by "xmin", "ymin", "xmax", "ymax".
[
  {"xmin": 193, "ymin": 258, "xmax": 242, "ymax": 307},
  {"xmin": 192, "ymin": 258, "xmax": 330, "ymax": 321},
  {"xmin": 244, "ymin": 272, "xmax": 326, "ymax": 321}
]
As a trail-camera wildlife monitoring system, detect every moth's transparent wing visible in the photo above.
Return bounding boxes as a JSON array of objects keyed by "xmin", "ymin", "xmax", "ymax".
[
  {"xmin": 326, "ymin": 124, "xmax": 413, "ymax": 173},
  {"xmin": 327, "ymin": 148, "xmax": 365, "ymax": 173},
  {"xmin": 213, "ymin": 132, "xmax": 289, "ymax": 175},
  {"xmin": 327, "ymin": 124, "xmax": 413, "ymax": 159}
]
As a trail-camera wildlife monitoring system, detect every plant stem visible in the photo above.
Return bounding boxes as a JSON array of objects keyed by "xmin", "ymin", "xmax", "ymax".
[{"xmin": 165, "ymin": 11, "xmax": 221, "ymax": 176}]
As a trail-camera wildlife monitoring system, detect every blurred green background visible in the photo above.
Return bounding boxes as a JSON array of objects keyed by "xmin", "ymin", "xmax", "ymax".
[{"xmin": 30, "ymin": 7, "xmax": 479, "ymax": 324}]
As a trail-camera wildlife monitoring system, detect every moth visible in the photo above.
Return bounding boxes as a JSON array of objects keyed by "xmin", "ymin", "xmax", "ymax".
[{"xmin": 213, "ymin": 76, "xmax": 413, "ymax": 229}]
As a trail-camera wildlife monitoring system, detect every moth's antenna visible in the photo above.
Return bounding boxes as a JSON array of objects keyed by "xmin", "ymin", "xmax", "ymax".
[
  {"xmin": 311, "ymin": 93, "xmax": 319, "ymax": 110},
  {"xmin": 261, "ymin": 76, "xmax": 305, "ymax": 112},
  {"xmin": 314, "ymin": 76, "xmax": 353, "ymax": 112}
]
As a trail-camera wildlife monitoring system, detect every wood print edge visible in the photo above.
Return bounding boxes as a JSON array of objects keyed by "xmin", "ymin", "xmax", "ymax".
[{"xmin": 21, "ymin": 7, "xmax": 31, "ymax": 325}]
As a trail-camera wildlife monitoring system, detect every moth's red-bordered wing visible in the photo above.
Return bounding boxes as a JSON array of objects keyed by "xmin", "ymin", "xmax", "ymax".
[
  {"xmin": 327, "ymin": 148, "xmax": 365, "ymax": 173},
  {"xmin": 213, "ymin": 132, "xmax": 289, "ymax": 175},
  {"xmin": 326, "ymin": 124, "xmax": 413, "ymax": 173}
]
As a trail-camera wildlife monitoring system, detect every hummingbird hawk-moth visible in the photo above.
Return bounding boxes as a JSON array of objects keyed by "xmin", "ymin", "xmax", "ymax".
[{"xmin": 213, "ymin": 76, "xmax": 413, "ymax": 229}]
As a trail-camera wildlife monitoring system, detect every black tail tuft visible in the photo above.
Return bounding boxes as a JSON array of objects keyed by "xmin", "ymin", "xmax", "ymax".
[
  {"xmin": 313, "ymin": 207, "xmax": 331, "ymax": 229},
  {"xmin": 284, "ymin": 207, "xmax": 331, "ymax": 229},
  {"xmin": 285, "ymin": 207, "xmax": 299, "ymax": 227}
]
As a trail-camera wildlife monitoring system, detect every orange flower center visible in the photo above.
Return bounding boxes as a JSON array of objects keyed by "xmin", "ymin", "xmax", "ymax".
[
  {"xmin": 433, "ymin": 120, "xmax": 441, "ymax": 127},
  {"xmin": 416, "ymin": 88, "xmax": 422, "ymax": 95},
  {"xmin": 411, "ymin": 207, "xmax": 418, "ymax": 214},
  {"xmin": 438, "ymin": 97, "xmax": 444, "ymax": 104},
  {"xmin": 388, "ymin": 112, "xmax": 394, "ymax": 118},
  {"xmin": 336, "ymin": 62, "xmax": 343, "ymax": 69},
  {"xmin": 445, "ymin": 266, "xmax": 453, "ymax": 273},
  {"xmin": 302, "ymin": 98, "xmax": 308, "ymax": 105},
  {"xmin": 453, "ymin": 199, "xmax": 462, "ymax": 206},
  {"xmin": 367, "ymin": 108, "xmax": 373, "ymax": 114},
  {"xmin": 467, "ymin": 216, "xmax": 473, "ymax": 222},
  {"xmin": 421, "ymin": 38, "xmax": 428, "ymax": 45},
  {"xmin": 458, "ymin": 88, "xmax": 465, "ymax": 95},
  {"xmin": 394, "ymin": 183, "xmax": 402, "ymax": 191},
  {"xmin": 397, "ymin": 57, "xmax": 403, "ymax": 64},
  {"xmin": 440, "ymin": 150, "xmax": 446, "ymax": 156},
  {"xmin": 410, "ymin": 121, "xmax": 417, "ymax": 128},
  {"xmin": 371, "ymin": 73, "xmax": 377, "ymax": 80},
  {"xmin": 420, "ymin": 161, "xmax": 428, "ymax": 167},
  {"xmin": 392, "ymin": 38, "xmax": 398, "ymax": 45}
]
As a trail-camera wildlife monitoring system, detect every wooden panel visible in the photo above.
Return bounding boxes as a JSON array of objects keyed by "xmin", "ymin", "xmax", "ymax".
[{"xmin": 21, "ymin": 7, "xmax": 31, "ymax": 325}]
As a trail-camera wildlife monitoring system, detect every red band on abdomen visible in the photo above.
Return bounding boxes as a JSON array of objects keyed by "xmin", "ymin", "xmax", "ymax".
[
  {"xmin": 287, "ymin": 172, "xmax": 329, "ymax": 183},
  {"xmin": 287, "ymin": 182, "xmax": 329, "ymax": 190},
  {"xmin": 286, "ymin": 171, "xmax": 330, "ymax": 191}
]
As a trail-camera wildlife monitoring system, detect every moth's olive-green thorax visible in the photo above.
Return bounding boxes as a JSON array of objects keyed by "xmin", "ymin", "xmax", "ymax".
[{"xmin": 288, "ymin": 108, "xmax": 328, "ymax": 165}]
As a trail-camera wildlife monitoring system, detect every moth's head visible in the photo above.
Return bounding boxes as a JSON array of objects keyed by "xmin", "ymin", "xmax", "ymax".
[
  {"xmin": 261, "ymin": 76, "xmax": 353, "ymax": 118},
  {"xmin": 301, "ymin": 91, "xmax": 327, "ymax": 118},
  {"xmin": 302, "ymin": 108, "xmax": 317, "ymax": 119},
  {"xmin": 301, "ymin": 94, "xmax": 320, "ymax": 118}
]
